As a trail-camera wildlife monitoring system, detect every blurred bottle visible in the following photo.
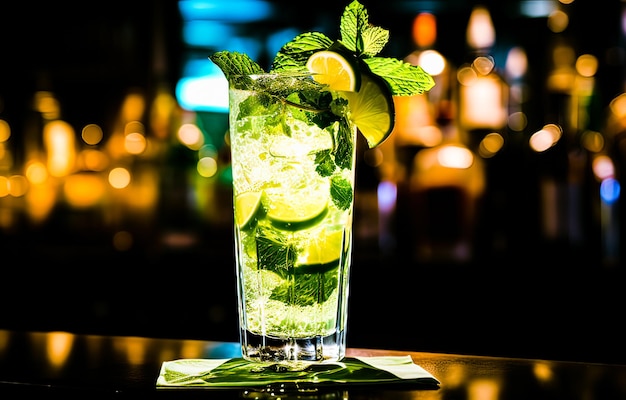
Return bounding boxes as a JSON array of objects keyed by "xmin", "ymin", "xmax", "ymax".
[
  {"xmin": 408, "ymin": 124, "xmax": 485, "ymax": 264},
  {"xmin": 378, "ymin": 12, "xmax": 458, "ymax": 259}
]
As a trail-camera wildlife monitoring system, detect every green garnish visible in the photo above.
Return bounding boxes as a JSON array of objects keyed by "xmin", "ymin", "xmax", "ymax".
[{"xmin": 209, "ymin": 0, "xmax": 435, "ymax": 96}]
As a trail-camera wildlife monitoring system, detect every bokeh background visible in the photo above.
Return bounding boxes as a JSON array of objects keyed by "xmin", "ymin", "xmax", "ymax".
[{"xmin": 1, "ymin": 0, "xmax": 625, "ymax": 364}]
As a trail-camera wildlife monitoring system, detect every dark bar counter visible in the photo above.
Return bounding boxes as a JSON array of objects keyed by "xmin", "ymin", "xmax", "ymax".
[
  {"xmin": 2, "ymin": 223, "xmax": 626, "ymax": 366},
  {"xmin": 0, "ymin": 329, "xmax": 624, "ymax": 399}
]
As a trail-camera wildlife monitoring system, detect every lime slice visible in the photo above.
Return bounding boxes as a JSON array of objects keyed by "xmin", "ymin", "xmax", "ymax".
[
  {"xmin": 296, "ymin": 230, "xmax": 344, "ymax": 274},
  {"xmin": 267, "ymin": 195, "xmax": 328, "ymax": 231},
  {"xmin": 306, "ymin": 50, "xmax": 360, "ymax": 92},
  {"xmin": 234, "ymin": 191, "xmax": 264, "ymax": 230},
  {"xmin": 344, "ymin": 72, "xmax": 395, "ymax": 148}
]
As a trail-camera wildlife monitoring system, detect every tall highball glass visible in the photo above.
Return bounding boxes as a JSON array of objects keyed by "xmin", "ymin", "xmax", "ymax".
[{"xmin": 228, "ymin": 73, "xmax": 356, "ymax": 363}]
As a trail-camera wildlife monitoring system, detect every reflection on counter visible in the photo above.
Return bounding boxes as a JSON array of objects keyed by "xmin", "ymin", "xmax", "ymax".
[{"xmin": 1, "ymin": 330, "xmax": 625, "ymax": 399}]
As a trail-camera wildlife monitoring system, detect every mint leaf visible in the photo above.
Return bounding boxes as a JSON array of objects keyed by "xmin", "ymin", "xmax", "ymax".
[
  {"xmin": 330, "ymin": 175, "xmax": 353, "ymax": 211},
  {"xmin": 209, "ymin": 51, "xmax": 265, "ymax": 84},
  {"xmin": 363, "ymin": 57, "xmax": 436, "ymax": 95},
  {"xmin": 272, "ymin": 32, "xmax": 334, "ymax": 72},
  {"xmin": 315, "ymin": 150, "xmax": 335, "ymax": 177},
  {"xmin": 360, "ymin": 26, "xmax": 389, "ymax": 57},
  {"xmin": 339, "ymin": 0, "xmax": 370, "ymax": 55},
  {"xmin": 238, "ymin": 94, "xmax": 275, "ymax": 118},
  {"xmin": 256, "ymin": 226, "xmax": 297, "ymax": 279},
  {"xmin": 334, "ymin": 118, "xmax": 353, "ymax": 170},
  {"xmin": 270, "ymin": 269, "xmax": 338, "ymax": 306}
]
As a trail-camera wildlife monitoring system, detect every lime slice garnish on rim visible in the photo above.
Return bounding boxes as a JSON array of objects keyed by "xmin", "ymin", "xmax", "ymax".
[
  {"xmin": 306, "ymin": 50, "xmax": 360, "ymax": 92},
  {"xmin": 235, "ymin": 191, "xmax": 264, "ymax": 230},
  {"xmin": 305, "ymin": 49, "xmax": 395, "ymax": 148},
  {"xmin": 296, "ymin": 229, "xmax": 344, "ymax": 274},
  {"xmin": 266, "ymin": 194, "xmax": 328, "ymax": 231},
  {"xmin": 344, "ymin": 72, "xmax": 395, "ymax": 148}
]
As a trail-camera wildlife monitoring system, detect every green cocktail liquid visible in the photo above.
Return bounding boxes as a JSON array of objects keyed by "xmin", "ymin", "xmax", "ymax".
[{"xmin": 230, "ymin": 74, "xmax": 356, "ymax": 362}]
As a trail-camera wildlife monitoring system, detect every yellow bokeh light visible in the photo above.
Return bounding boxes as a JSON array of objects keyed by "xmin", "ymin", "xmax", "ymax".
[
  {"xmin": 505, "ymin": 46, "xmax": 528, "ymax": 79},
  {"xmin": 8, "ymin": 175, "xmax": 28, "ymax": 197},
  {"xmin": 121, "ymin": 93, "xmax": 146, "ymax": 122},
  {"xmin": 576, "ymin": 54, "xmax": 598, "ymax": 77},
  {"xmin": 34, "ymin": 91, "xmax": 61, "ymax": 120},
  {"xmin": 125, "ymin": 120, "xmax": 145, "ymax": 136},
  {"xmin": 473, "ymin": 55, "xmax": 495, "ymax": 76},
  {"xmin": 46, "ymin": 332, "xmax": 74, "ymax": 369},
  {"xmin": 530, "ymin": 124, "xmax": 562, "ymax": 152},
  {"xmin": 417, "ymin": 50, "xmax": 446, "ymax": 76},
  {"xmin": 609, "ymin": 93, "xmax": 626, "ymax": 119},
  {"xmin": 533, "ymin": 361, "xmax": 555, "ymax": 382},
  {"xmin": 109, "ymin": 167, "xmax": 131, "ymax": 189},
  {"xmin": 64, "ymin": 173, "xmax": 106, "ymax": 208},
  {"xmin": 0, "ymin": 143, "xmax": 12, "ymax": 170},
  {"xmin": 25, "ymin": 182, "xmax": 57, "ymax": 223},
  {"xmin": 479, "ymin": 132, "xmax": 505, "ymax": 158},
  {"xmin": 547, "ymin": 9, "xmax": 569, "ymax": 33},
  {"xmin": 44, "ymin": 120, "xmax": 76, "ymax": 177},
  {"xmin": 25, "ymin": 160, "xmax": 49, "ymax": 185},
  {"xmin": 125, "ymin": 168, "xmax": 158, "ymax": 210},
  {"xmin": 457, "ymin": 64, "xmax": 478, "ymax": 86},
  {"xmin": 0, "ymin": 119, "xmax": 10, "ymax": 142},
  {"xmin": 151, "ymin": 90, "xmax": 178, "ymax": 140},
  {"xmin": 466, "ymin": 6, "xmax": 495, "ymax": 50},
  {"xmin": 592, "ymin": 155, "xmax": 615, "ymax": 181},
  {"xmin": 124, "ymin": 132, "xmax": 147, "ymax": 155},
  {"xmin": 508, "ymin": 111, "xmax": 528, "ymax": 132},
  {"xmin": 197, "ymin": 156, "xmax": 218, "ymax": 178},
  {"xmin": 412, "ymin": 12, "xmax": 437, "ymax": 48},
  {"xmin": 81, "ymin": 149, "xmax": 110, "ymax": 171},
  {"xmin": 580, "ymin": 130, "xmax": 604, "ymax": 153},
  {"xmin": 82, "ymin": 123, "xmax": 104, "ymax": 145},
  {"xmin": 438, "ymin": 145, "xmax": 474, "ymax": 169},
  {"xmin": 177, "ymin": 123, "xmax": 204, "ymax": 150},
  {"xmin": 0, "ymin": 176, "xmax": 8, "ymax": 197}
]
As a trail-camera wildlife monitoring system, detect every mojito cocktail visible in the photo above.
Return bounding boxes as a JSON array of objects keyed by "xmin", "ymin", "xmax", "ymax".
[
  {"xmin": 210, "ymin": 0, "xmax": 434, "ymax": 364},
  {"xmin": 230, "ymin": 74, "xmax": 356, "ymax": 362}
]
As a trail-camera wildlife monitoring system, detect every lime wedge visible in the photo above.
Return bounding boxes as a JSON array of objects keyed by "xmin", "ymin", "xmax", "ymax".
[
  {"xmin": 296, "ymin": 230, "xmax": 345, "ymax": 274},
  {"xmin": 234, "ymin": 191, "xmax": 265, "ymax": 230},
  {"xmin": 306, "ymin": 50, "xmax": 360, "ymax": 92},
  {"xmin": 344, "ymin": 72, "xmax": 395, "ymax": 148},
  {"xmin": 267, "ymin": 195, "xmax": 328, "ymax": 231}
]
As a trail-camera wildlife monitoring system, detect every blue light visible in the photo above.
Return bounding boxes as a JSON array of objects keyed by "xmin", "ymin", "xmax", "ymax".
[
  {"xmin": 176, "ymin": 75, "xmax": 228, "ymax": 113},
  {"xmin": 179, "ymin": 0, "xmax": 274, "ymax": 23},
  {"xmin": 176, "ymin": 35, "xmax": 263, "ymax": 112},
  {"xmin": 266, "ymin": 28, "xmax": 301, "ymax": 60},
  {"xmin": 183, "ymin": 20, "xmax": 235, "ymax": 47},
  {"xmin": 182, "ymin": 58, "xmax": 217, "ymax": 77},
  {"xmin": 519, "ymin": 0, "xmax": 557, "ymax": 18},
  {"xmin": 177, "ymin": 55, "xmax": 228, "ymax": 112},
  {"xmin": 226, "ymin": 37, "xmax": 263, "ymax": 63},
  {"xmin": 600, "ymin": 178, "xmax": 621, "ymax": 205},
  {"xmin": 377, "ymin": 181, "xmax": 397, "ymax": 213}
]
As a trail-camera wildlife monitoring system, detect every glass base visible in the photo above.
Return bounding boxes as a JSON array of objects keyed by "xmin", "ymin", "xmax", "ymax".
[{"xmin": 240, "ymin": 330, "xmax": 346, "ymax": 363}]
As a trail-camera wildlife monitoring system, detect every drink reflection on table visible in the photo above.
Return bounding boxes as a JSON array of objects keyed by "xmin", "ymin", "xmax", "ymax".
[{"xmin": 1, "ymin": 330, "xmax": 626, "ymax": 400}]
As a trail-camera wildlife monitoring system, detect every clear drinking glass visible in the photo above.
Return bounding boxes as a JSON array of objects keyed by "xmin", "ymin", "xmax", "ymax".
[{"xmin": 228, "ymin": 73, "xmax": 357, "ymax": 363}]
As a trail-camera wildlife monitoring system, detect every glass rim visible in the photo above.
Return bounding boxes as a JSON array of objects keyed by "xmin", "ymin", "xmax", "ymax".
[{"xmin": 231, "ymin": 72, "xmax": 318, "ymax": 79}]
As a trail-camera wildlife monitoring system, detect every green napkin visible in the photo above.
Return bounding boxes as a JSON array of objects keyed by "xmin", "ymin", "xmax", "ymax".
[{"xmin": 156, "ymin": 356, "xmax": 439, "ymax": 389}]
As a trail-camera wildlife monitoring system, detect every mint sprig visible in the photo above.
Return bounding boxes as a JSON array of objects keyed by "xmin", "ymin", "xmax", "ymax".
[
  {"xmin": 210, "ymin": 1, "xmax": 435, "ymax": 96},
  {"xmin": 271, "ymin": 0, "xmax": 435, "ymax": 96}
]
